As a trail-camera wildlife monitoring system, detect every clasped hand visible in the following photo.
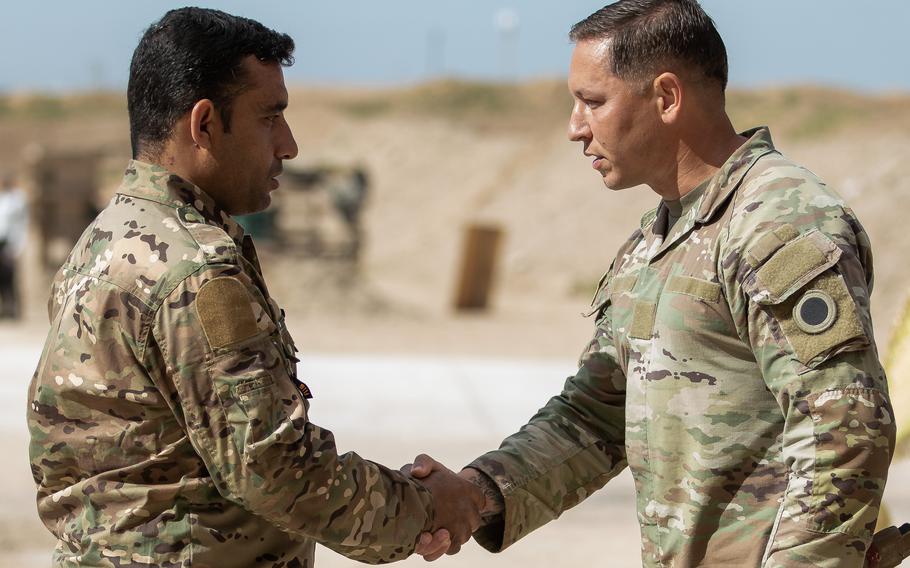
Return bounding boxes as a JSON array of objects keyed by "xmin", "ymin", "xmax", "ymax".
[{"xmin": 401, "ymin": 454, "xmax": 484, "ymax": 561}]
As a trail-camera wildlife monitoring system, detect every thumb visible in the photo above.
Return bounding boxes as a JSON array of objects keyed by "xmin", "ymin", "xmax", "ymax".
[{"xmin": 410, "ymin": 453, "xmax": 438, "ymax": 478}]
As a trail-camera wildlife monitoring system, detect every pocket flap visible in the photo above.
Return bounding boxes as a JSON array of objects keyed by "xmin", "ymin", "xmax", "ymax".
[
  {"xmin": 583, "ymin": 268, "xmax": 613, "ymax": 318},
  {"xmin": 743, "ymin": 229, "xmax": 841, "ymax": 305},
  {"xmin": 665, "ymin": 275, "xmax": 721, "ymax": 303}
]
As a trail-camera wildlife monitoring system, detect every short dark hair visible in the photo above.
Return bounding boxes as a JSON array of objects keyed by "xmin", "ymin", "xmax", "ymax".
[
  {"xmin": 570, "ymin": 0, "xmax": 727, "ymax": 90},
  {"xmin": 127, "ymin": 7, "xmax": 295, "ymax": 158}
]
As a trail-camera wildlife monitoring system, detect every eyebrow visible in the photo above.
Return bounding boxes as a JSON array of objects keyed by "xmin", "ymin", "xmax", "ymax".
[{"xmin": 262, "ymin": 100, "xmax": 288, "ymax": 113}]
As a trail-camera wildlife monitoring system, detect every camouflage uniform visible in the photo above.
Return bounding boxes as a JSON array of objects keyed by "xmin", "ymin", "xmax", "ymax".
[
  {"xmin": 469, "ymin": 128, "xmax": 895, "ymax": 567},
  {"xmin": 27, "ymin": 160, "xmax": 435, "ymax": 567}
]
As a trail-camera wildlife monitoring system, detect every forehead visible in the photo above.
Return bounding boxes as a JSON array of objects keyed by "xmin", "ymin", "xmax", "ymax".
[
  {"xmin": 236, "ymin": 56, "xmax": 288, "ymax": 106},
  {"xmin": 568, "ymin": 39, "xmax": 618, "ymax": 89}
]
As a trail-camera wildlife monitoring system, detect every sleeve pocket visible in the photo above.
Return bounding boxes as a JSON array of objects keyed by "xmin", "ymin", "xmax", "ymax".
[
  {"xmin": 208, "ymin": 336, "xmax": 306, "ymax": 458},
  {"xmin": 741, "ymin": 229, "xmax": 868, "ymax": 367}
]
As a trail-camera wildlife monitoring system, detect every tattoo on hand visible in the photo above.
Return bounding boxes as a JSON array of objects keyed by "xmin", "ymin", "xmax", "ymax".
[{"xmin": 464, "ymin": 468, "xmax": 505, "ymax": 523}]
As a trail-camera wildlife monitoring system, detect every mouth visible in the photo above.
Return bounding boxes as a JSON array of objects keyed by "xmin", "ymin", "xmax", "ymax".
[
  {"xmin": 269, "ymin": 170, "xmax": 283, "ymax": 190},
  {"xmin": 585, "ymin": 153, "xmax": 606, "ymax": 171}
]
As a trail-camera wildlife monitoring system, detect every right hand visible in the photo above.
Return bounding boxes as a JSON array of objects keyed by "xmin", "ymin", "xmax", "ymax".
[{"xmin": 402, "ymin": 454, "xmax": 484, "ymax": 560}]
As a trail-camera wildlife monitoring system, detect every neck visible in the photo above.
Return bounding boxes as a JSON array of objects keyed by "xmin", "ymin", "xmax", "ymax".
[
  {"xmin": 651, "ymin": 114, "xmax": 746, "ymax": 201},
  {"xmin": 139, "ymin": 140, "xmax": 209, "ymax": 193}
]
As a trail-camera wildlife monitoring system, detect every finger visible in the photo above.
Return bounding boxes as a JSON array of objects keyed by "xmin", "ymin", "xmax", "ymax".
[
  {"xmin": 411, "ymin": 453, "xmax": 437, "ymax": 478},
  {"xmin": 422, "ymin": 535, "xmax": 451, "ymax": 562},
  {"xmin": 424, "ymin": 536, "xmax": 455, "ymax": 562},
  {"xmin": 445, "ymin": 542, "xmax": 462, "ymax": 556},
  {"xmin": 423, "ymin": 549, "xmax": 446, "ymax": 562},
  {"xmin": 399, "ymin": 463, "xmax": 413, "ymax": 476},
  {"xmin": 423, "ymin": 539, "xmax": 450, "ymax": 560},
  {"xmin": 416, "ymin": 529, "xmax": 449, "ymax": 558},
  {"xmin": 414, "ymin": 532, "xmax": 433, "ymax": 555}
]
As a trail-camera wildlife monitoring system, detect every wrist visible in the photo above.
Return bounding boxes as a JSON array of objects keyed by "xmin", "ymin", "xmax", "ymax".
[{"xmin": 460, "ymin": 467, "xmax": 505, "ymax": 519}]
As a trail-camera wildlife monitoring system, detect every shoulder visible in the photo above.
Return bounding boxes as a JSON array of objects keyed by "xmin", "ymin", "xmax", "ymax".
[
  {"xmin": 66, "ymin": 196, "xmax": 242, "ymax": 309},
  {"xmin": 720, "ymin": 153, "xmax": 874, "ymax": 320},
  {"xmin": 730, "ymin": 153, "xmax": 858, "ymax": 239}
]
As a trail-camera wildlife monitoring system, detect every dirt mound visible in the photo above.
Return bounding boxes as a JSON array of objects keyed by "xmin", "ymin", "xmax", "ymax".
[{"xmin": 2, "ymin": 81, "xmax": 908, "ymax": 356}]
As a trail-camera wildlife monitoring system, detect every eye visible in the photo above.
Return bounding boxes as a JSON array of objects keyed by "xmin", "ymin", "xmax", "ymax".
[{"xmin": 583, "ymin": 98, "xmax": 604, "ymax": 110}]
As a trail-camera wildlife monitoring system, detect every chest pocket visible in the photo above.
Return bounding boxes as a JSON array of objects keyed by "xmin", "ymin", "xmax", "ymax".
[
  {"xmin": 651, "ymin": 273, "xmax": 731, "ymax": 341},
  {"xmin": 584, "ymin": 268, "xmax": 614, "ymax": 321}
]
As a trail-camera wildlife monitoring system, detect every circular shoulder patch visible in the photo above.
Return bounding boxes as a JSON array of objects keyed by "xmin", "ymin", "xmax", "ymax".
[{"xmin": 793, "ymin": 290, "xmax": 838, "ymax": 334}]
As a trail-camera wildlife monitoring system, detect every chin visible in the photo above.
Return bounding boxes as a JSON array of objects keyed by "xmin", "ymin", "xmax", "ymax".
[
  {"xmin": 601, "ymin": 173, "xmax": 640, "ymax": 192},
  {"xmin": 600, "ymin": 174, "xmax": 623, "ymax": 191}
]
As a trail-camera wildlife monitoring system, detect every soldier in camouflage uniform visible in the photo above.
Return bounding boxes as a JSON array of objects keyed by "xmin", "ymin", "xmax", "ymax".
[
  {"xmin": 410, "ymin": 1, "xmax": 896, "ymax": 566},
  {"xmin": 27, "ymin": 8, "xmax": 478, "ymax": 567}
]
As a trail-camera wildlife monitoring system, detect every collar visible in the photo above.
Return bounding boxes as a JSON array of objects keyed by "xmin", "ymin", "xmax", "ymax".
[
  {"xmin": 694, "ymin": 126, "xmax": 777, "ymax": 223},
  {"xmin": 116, "ymin": 160, "xmax": 245, "ymax": 245},
  {"xmin": 638, "ymin": 127, "xmax": 777, "ymax": 231}
]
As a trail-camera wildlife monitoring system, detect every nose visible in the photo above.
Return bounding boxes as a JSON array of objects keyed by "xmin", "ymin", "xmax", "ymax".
[
  {"xmin": 567, "ymin": 99, "xmax": 591, "ymax": 143},
  {"xmin": 276, "ymin": 118, "xmax": 298, "ymax": 161}
]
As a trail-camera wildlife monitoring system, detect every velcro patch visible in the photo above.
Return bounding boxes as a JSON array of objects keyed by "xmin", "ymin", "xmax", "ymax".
[
  {"xmin": 746, "ymin": 224, "xmax": 801, "ymax": 268},
  {"xmin": 770, "ymin": 272, "xmax": 867, "ymax": 366},
  {"xmin": 610, "ymin": 274, "xmax": 639, "ymax": 296},
  {"xmin": 196, "ymin": 277, "xmax": 261, "ymax": 349},
  {"xmin": 665, "ymin": 275, "xmax": 721, "ymax": 303},
  {"xmin": 629, "ymin": 301, "xmax": 657, "ymax": 340},
  {"xmin": 751, "ymin": 229, "xmax": 841, "ymax": 304}
]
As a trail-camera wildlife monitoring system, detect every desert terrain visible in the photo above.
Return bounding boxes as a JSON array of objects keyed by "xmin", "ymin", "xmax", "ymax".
[{"xmin": 1, "ymin": 81, "xmax": 908, "ymax": 566}]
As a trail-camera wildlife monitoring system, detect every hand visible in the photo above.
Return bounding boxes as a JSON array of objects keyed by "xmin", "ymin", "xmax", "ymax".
[{"xmin": 402, "ymin": 454, "xmax": 484, "ymax": 560}]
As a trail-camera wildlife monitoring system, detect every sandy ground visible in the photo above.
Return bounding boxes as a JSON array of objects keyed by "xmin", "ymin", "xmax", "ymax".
[{"xmin": 4, "ymin": 320, "xmax": 910, "ymax": 568}]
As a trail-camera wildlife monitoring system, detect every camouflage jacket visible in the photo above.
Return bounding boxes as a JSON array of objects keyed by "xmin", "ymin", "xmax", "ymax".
[
  {"xmin": 470, "ymin": 128, "xmax": 896, "ymax": 567},
  {"xmin": 27, "ymin": 160, "xmax": 434, "ymax": 567}
]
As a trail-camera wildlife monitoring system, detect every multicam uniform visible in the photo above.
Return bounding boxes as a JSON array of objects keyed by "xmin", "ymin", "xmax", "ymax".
[
  {"xmin": 27, "ymin": 161, "xmax": 434, "ymax": 567},
  {"xmin": 470, "ymin": 128, "xmax": 895, "ymax": 567}
]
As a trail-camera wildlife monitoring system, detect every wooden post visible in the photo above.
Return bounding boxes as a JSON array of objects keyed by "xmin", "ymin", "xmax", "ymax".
[{"xmin": 453, "ymin": 224, "xmax": 503, "ymax": 311}]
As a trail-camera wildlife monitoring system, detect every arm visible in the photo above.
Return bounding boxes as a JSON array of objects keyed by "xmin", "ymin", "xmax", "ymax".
[
  {"xmin": 722, "ymin": 179, "xmax": 895, "ymax": 567},
  {"xmin": 152, "ymin": 263, "xmax": 435, "ymax": 564},
  {"xmin": 465, "ymin": 277, "xmax": 628, "ymax": 552}
]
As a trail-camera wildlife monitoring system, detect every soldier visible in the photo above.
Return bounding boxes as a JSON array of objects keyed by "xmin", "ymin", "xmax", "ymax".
[
  {"xmin": 26, "ymin": 8, "xmax": 475, "ymax": 567},
  {"xmin": 408, "ymin": 0, "xmax": 897, "ymax": 565},
  {"xmin": 0, "ymin": 172, "xmax": 27, "ymax": 319}
]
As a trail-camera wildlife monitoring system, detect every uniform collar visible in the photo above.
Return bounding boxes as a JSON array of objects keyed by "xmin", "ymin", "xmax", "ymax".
[
  {"xmin": 639, "ymin": 127, "xmax": 777, "ymax": 232},
  {"xmin": 116, "ymin": 159, "xmax": 245, "ymax": 245},
  {"xmin": 694, "ymin": 126, "xmax": 777, "ymax": 223}
]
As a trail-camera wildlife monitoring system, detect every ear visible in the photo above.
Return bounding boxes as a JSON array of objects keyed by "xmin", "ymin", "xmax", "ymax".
[
  {"xmin": 653, "ymin": 72, "xmax": 683, "ymax": 125},
  {"xmin": 189, "ymin": 99, "xmax": 219, "ymax": 150}
]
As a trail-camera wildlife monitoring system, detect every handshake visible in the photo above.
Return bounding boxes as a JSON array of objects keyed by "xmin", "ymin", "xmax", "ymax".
[{"xmin": 400, "ymin": 454, "xmax": 505, "ymax": 561}]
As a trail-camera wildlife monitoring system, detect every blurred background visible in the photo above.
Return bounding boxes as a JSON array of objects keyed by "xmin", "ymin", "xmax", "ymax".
[{"xmin": 2, "ymin": 1, "xmax": 909, "ymax": 566}]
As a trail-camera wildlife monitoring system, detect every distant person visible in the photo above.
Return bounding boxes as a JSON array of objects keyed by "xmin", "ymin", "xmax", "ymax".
[
  {"xmin": 0, "ymin": 173, "xmax": 27, "ymax": 319},
  {"xmin": 405, "ymin": 0, "xmax": 897, "ymax": 565},
  {"xmin": 27, "ymin": 8, "xmax": 472, "ymax": 567}
]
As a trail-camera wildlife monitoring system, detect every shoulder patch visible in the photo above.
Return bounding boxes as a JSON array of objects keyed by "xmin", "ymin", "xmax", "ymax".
[
  {"xmin": 793, "ymin": 290, "xmax": 837, "ymax": 334},
  {"xmin": 771, "ymin": 273, "xmax": 868, "ymax": 366},
  {"xmin": 196, "ymin": 278, "xmax": 261, "ymax": 349}
]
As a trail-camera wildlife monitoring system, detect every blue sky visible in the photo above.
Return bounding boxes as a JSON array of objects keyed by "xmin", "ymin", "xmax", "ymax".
[{"xmin": 2, "ymin": 1, "xmax": 908, "ymax": 92}]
